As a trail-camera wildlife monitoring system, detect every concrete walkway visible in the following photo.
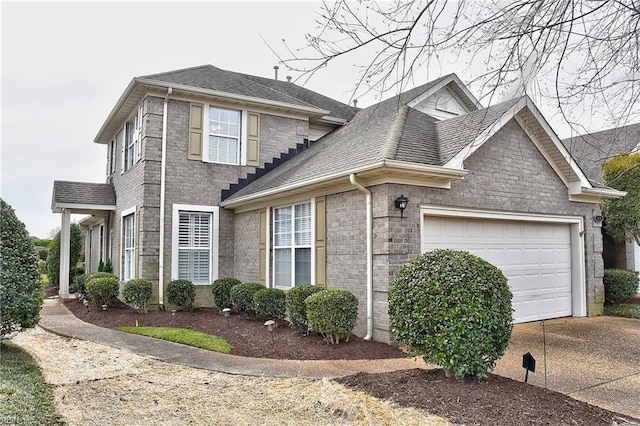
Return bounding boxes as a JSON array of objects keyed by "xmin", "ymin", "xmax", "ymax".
[
  {"xmin": 39, "ymin": 298, "xmax": 640, "ymax": 420},
  {"xmin": 38, "ymin": 298, "xmax": 426, "ymax": 379}
]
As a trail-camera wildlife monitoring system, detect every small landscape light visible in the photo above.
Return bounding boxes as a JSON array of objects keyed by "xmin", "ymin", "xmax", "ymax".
[
  {"xmin": 101, "ymin": 304, "xmax": 108, "ymax": 311},
  {"xmin": 171, "ymin": 309, "xmax": 176, "ymax": 316},
  {"xmin": 222, "ymin": 308, "xmax": 231, "ymax": 328},
  {"xmin": 83, "ymin": 298, "xmax": 89, "ymax": 312},
  {"xmin": 264, "ymin": 320, "xmax": 276, "ymax": 344},
  {"xmin": 74, "ymin": 292, "xmax": 82, "ymax": 302}
]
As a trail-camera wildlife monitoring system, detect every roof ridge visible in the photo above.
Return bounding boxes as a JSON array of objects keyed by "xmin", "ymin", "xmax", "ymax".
[
  {"xmin": 382, "ymin": 105, "xmax": 409, "ymax": 159},
  {"xmin": 138, "ymin": 64, "xmax": 215, "ymax": 79}
]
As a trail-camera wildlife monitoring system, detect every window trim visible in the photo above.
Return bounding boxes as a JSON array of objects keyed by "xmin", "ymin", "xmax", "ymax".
[
  {"xmin": 171, "ymin": 204, "xmax": 219, "ymax": 285},
  {"xmin": 202, "ymin": 104, "xmax": 248, "ymax": 166},
  {"xmin": 120, "ymin": 206, "xmax": 136, "ymax": 282},
  {"xmin": 271, "ymin": 200, "xmax": 315, "ymax": 289},
  {"xmin": 123, "ymin": 104, "xmax": 143, "ymax": 172}
]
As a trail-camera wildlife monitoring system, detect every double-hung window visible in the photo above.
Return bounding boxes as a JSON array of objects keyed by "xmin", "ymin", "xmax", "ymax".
[
  {"xmin": 124, "ymin": 105, "xmax": 142, "ymax": 171},
  {"xmin": 178, "ymin": 211, "xmax": 212, "ymax": 284},
  {"xmin": 172, "ymin": 205, "xmax": 219, "ymax": 285},
  {"xmin": 207, "ymin": 106, "xmax": 241, "ymax": 164},
  {"xmin": 122, "ymin": 213, "xmax": 135, "ymax": 281},
  {"xmin": 273, "ymin": 202, "xmax": 312, "ymax": 288}
]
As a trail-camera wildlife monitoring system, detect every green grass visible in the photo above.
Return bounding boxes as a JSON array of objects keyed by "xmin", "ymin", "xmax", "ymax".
[
  {"xmin": 0, "ymin": 341, "xmax": 64, "ymax": 425},
  {"xmin": 114, "ymin": 326, "xmax": 231, "ymax": 353},
  {"xmin": 604, "ymin": 303, "xmax": 640, "ymax": 319}
]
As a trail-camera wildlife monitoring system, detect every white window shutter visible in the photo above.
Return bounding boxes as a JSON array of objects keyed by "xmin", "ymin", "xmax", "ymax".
[
  {"xmin": 135, "ymin": 105, "xmax": 143, "ymax": 162},
  {"xmin": 120, "ymin": 126, "xmax": 125, "ymax": 174}
]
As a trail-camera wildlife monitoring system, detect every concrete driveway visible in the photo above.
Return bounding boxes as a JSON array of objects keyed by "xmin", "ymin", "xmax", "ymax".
[{"xmin": 494, "ymin": 316, "xmax": 640, "ymax": 420}]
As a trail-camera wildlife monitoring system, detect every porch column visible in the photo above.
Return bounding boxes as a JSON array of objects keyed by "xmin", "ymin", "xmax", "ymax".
[{"xmin": 59, "ymin": 209, "xmax": 71, "ymax": 298}]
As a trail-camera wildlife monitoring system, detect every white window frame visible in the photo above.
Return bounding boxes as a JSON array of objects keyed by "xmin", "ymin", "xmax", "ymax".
[
  {"xmin": 272, "ymin": 201, "xmax": 313, "ymax": 289},
  {"xmin": 171, "ymin": 204, "xmax": 219, "ymax": 285},
  {"xmin": 124, "ymin": 104, "xmax": 143, "ymax": 171},
  {"xmin": 120, "ymin": 206, "xmax": 136, "ymax": 281},
  {"xmin": 202, "ymin": 105, "xmax": 248, "ymax": 166}
]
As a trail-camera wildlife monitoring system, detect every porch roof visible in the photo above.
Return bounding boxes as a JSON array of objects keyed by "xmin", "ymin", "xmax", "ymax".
[{"xmin": 51, "ymin": 181, "xmax": 116, "ymax": 214}]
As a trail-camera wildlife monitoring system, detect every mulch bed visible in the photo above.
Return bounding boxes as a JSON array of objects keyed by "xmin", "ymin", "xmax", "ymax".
[
  {"xmin": 50, "ymin": 284, "xmax": 639, "ymax": 426},
  {"xmin": 62, "ymin": 297, "xmax": 405, "ymax": 361},
  {"xmin": 336, "ymin": 369, "xmax": 632, "ymax": 426}
]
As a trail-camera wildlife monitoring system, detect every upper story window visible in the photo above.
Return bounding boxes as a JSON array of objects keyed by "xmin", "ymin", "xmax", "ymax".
[
  {"xmin": 123, "ymin": 104, "xmax": 143, "ymax": 172},
  {"xmin": 189, "ymin": 102, "xmax": 260, "ymax": 167},
  {"xmin": 206, "ymin": 106, "xmax": 241, "ymax": 164},
  {"xmin": 122, "ymin": 211, "xmax": 135, "ymax": 281}
]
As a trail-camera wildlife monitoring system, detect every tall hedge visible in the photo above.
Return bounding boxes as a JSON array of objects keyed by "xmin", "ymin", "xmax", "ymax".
[
  {"xmin": 46, "ymin": 223, "xmax": 82, "ymax": 285},
  {"xmin": 389, "ymin": 249, "xmax": 513, "ymax": 379},
  {"xmin": 1, "ymin": 198, "xmax": 44, "ymax": 337}
]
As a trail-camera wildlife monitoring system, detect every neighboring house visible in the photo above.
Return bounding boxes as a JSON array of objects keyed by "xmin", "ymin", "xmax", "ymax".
[
  {"xmin": 52, "ymin": 65, "xmax": 625, "ymax": 343},
  {"xmin": 562, "ymin": 123, "xmax": 640, "ymax": 275}
]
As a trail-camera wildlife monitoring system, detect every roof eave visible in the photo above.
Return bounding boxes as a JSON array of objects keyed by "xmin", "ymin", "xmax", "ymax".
[
  {"xmin": 220, "ymin": 160, "xmax": 468, "ymax": 210},
  {"xmin": 568, "ymin": 187, "xmax": 627, "ymax": 203},
  {"xmin": 94, "ymin": 78, "xmax": 332, "ymax": 144}
]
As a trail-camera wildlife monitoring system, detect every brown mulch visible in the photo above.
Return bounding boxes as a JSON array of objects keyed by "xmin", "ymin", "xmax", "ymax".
[
  {"xmin": 336, "ymin": 369, "xmax": 631, "ymax": 426},
  {"xmin": 62, "ymin": 297, "xmax": 405, "ymax": 361},
  {"xmin": 51, "ymin": 284, "xmax": 639, "ymax": 426}
]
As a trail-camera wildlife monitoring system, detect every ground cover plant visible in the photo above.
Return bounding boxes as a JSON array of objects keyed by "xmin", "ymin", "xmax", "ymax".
[
  {"xmin": 0, "ymin": 341, "xmax": 64, "ymax": 425},
  {"xmin": 114, "ymin": 326, "xmax": 231, "ymax": 353}
]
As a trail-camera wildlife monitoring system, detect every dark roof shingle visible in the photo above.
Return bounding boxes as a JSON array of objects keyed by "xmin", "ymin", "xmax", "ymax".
[{"xmin": 52, "ymin": 181, "xmax": 116, "ymax": 207}]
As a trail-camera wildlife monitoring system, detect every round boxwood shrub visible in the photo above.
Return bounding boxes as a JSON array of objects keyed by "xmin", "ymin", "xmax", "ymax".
[
  {"xmin": 253, "ymin": 288, "xmax": 286, "ymax": 321},
  {"xmin": 1, "ymin": 198, "xmax": 43, "ymax": 338},
  {"xmin": 167, "ymin": 279, "xmax": 195, "ymax": 311},
  {"xmin": 305, "ymin": 289, "xmax": 358, "ymax": 344},
  {"xmin": 122, "ymin": 279, "xmax": 153, "ymax": 313},
  {"xmin": 72, "ymin": 271, "xmax": 117, "ymax": 294},
  {"xmin": 230, "ymin": 282, "xmax": 264, "ymax": 316},
  {"xmin": 85, "ymin": 275, "xmax": 119, "ymax": 308},
  {"xmin": 604, "ymin": 269, "xmax": 639, "ymax": 305},
  {"xmin": 211, "ymin": 277, "xmax": 241, "ymax": 310},
  {"xmin": 388, "ymin": 249, "xmax": 513, "ymax": 379},
  {"xmin": 285, "ymin": 284, "xmax": 323, "ymax": 329}
]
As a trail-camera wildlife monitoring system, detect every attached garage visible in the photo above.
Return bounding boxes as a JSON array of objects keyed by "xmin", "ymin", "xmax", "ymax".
[{"xmin": 421, "ymin": 207, "xmax": 587, "ymax": 323}]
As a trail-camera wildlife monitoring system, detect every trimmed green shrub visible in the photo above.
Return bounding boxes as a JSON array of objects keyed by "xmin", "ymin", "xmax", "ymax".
[
  {"xmin": 104, "ymin": 258, "xmax": 113, "ymax": 273},
  {"xmin": 211, "ymin": 277, "xmax": 241, "ymax": 310},
  {"xmin": 286, "ymin": 284, "xmax": 323, "ymax": 329},
  {"xmin": 1, "ymin": 198, "xmax": 43, "ymax": 337},
  {"xmin": 38, "ymin": 260, "xmax": 47, "ymax": 275},
  {"xmin": 72, "ymin": 271, "xmax": 117, "ymax": 294},
  {"xmin": 167, "ymin": 279, "xmax": 195, "ymax": 311},
  {"xmin": 388, "ymin": 249, "xmax": 513, "ymax": 379},
  {"xmin": 604, "ymin": 269, "xmax": 639, "ymax": 305},
  {"xmin": 122, "ymin": 279, "xmax": 153, "ymax": 313},
  {"xmin": 230, "ymin": 282, "xmax": 264, "ymax": 316},
  {"xmin": 85, "ymin": 275, "xmax": 119, "ymax": 308},
  {"xmin": 97, "ymin": 260, "xmax": 105, "ymax": 272},
  {"xmin": 253, "ymin": 288, "xmax": 286, "ymax": 320},
  {"xmin": 305, "ymin": 289, "xmax": 358, "ymax": 344}
]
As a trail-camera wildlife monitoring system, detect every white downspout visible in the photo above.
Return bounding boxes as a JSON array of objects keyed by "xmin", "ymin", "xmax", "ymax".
[
  {"xmin": 349, "ymin": 173, "xmax": 373, "ymax": 341},
  {"xmin": 158, "ymin": 87, "xmax": 172, "ymax": 310}
]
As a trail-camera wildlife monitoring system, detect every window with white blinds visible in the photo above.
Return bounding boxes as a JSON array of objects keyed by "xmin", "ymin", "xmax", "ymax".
[
  {"xmin": 124, "ymin": 105, "xmax": 142, "ymax": 171},
  {"xmin": 273, "ymin": 202, "xmax": 311, "ymax": 288},
  {"xmin": 206, "ymin": 106, "xmax": 240, "ymax": 164},
  {"xmin": 122, "ymin": 213, "xmax": 135, "ymax": 280},
  {"xmin": 178, "ymin": 212, "xmax": 212, "ymax": 284}
]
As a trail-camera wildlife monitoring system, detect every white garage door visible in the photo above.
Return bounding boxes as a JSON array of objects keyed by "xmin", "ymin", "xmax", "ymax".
[{"xmin": 422, "ymin": 216, "xmax": 572, "ymax": 323}]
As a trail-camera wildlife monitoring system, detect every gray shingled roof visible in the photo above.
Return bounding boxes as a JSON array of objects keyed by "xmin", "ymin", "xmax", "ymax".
[
  {"xmin": 226, "ymin": 75, "xmax": 485, "ymax": 200},
  {"xmin": 141, "ymin": 65, "xmax": 358, "ymax": 120},
  {"xmin": 561, "ymin": 123, "xmax": 640, "ymax": 182},
  {"xmin": 52, "ymin": 181, "xmax": 116, "ymax": 207}
]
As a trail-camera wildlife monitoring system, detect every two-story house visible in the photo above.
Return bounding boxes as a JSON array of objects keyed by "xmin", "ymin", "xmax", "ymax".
[{"xmin": 53, "ymin": 65, "xmax": 625, "ymax": 343}]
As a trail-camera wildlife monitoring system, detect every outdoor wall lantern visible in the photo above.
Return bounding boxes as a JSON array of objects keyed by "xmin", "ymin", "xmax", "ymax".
[{"xmin": 395, "ymin": 194, "xmax": 409, "ymax": 220}]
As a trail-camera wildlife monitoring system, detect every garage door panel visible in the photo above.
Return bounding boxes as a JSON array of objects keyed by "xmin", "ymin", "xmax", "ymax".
[{"xmin": 422, "ymin": 216, "xmax": 572, "ymax": 323}]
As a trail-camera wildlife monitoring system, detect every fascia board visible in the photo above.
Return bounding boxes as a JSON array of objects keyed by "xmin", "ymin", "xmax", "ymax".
[
  {"xmin": 220, "ymin": 160, "xmax": 467, "ymax": 209},
  {"xmin": 523, "ymin": 97, "xmax": 592, "ymax": 188},
  {"xmin": 52, "ymin": 203, "xmax": 116, "ymax": 214},
  {"xmin": 137, "ymin": 79, "xmax": 330, "ymax": 117}
]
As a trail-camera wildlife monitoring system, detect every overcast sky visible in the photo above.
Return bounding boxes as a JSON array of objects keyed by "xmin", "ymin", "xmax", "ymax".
[{"xmin": 1, "ymin": 1, "xmax": 603, "ymax": 238}]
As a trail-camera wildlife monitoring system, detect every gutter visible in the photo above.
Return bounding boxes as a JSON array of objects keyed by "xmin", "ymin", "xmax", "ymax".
[
  {"xmin": 349, "ymin": 173, "xmax": 373, "ymax": 341},
  {"xmin": 158, "ymin": 87, "xmax": 172, "ymax": 310}
]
